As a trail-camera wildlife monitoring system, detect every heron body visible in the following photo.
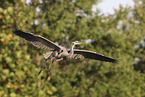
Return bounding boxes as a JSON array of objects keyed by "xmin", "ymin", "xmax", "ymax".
[
  {"xmin": 43, "ymin": 42, "xmax": 82, "ymax": 60},
  {"xmin": 13, "ymin": 27, "xmax": 118, "ymax": 79}
]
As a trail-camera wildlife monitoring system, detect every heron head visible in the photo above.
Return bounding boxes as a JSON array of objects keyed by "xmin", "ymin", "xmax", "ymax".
[{"xmin": 72, "ymin": 41, "xmax": 84, "ymax": 45}]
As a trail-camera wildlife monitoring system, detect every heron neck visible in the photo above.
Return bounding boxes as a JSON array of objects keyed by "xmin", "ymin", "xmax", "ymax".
[{"xmin": 69, "ymin": 44, "xmax": 75, "ymax": 56}]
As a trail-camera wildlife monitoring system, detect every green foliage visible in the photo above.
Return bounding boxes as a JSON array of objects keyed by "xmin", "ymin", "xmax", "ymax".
[{"xmin": 0, "ymin": 0, "xmax": 144, "ymax": 96}]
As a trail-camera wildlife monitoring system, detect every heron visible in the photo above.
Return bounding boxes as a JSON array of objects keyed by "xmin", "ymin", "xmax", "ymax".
[{"xmin": 13, "ymin": 28, "xmax": 118, "ymax": 79}]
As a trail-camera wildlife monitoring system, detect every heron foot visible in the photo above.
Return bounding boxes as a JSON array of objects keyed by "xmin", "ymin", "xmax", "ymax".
[
  {"xmin": 38, "ymin": 69, "xmax": 42, "ymax": 75},
  {"xmin": 45, "ymin": 58, "xmax": 54, "ymax": 80},
  {"xmin": 45, "ymin": 72, "xmax": 50, "ymax": 80},
  {"xmin": 41, "ymin": 76, "xmax": 45, "ymax": 80}
]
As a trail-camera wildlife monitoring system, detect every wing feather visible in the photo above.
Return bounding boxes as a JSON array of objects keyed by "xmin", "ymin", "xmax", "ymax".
[
  {"xmin": 72, "ymin": 49, "xmax": 118, "ymax": 63},
  {"xmin": 13, "ymin": 29, "xmax": 61, "ymax": 51}
]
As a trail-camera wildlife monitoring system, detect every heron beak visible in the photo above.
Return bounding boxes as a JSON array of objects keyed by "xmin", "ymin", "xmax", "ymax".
[{"xmin": 78, "ymin": 42, "xmax": 85, "ymax": 44}]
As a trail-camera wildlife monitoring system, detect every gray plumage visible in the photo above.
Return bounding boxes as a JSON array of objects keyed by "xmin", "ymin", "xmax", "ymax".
[{"xmin": 13, "ymin": 28, "xmax": 118, "ymax": 79}]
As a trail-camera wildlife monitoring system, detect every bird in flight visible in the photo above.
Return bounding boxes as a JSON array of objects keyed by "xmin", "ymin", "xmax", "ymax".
[{"xmin": 13, "ymin": 27, "xmax": 118, "ymax": 79}]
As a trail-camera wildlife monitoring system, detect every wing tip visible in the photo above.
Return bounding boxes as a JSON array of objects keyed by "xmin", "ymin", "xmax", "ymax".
[
  {"xmin": 12, "ymin": 26, "xmax": 21, "ymax": 31},
  {"xmin": 112, "ymin": 58, "xmax": 119, "ymax": 63}
]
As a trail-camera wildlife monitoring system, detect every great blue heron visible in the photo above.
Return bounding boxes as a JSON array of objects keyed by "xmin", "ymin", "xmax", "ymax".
[{"xmin": 13, "ymin": 28, "xmax": 118, "ymax": 79}]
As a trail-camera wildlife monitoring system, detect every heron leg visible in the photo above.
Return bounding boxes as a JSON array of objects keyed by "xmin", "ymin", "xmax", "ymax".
[
  {"xmin": 45, "ymin": 58, "xmax": 55, "ymax": 80},
  {"xmin": 38, "ymin": 58, "xmax": 49, "ymax": 75}
]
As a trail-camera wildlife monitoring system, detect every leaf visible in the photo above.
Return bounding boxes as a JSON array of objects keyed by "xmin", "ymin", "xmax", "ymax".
[
  {"xmin": 47, "ymin": 90, "xmax": 53, "ymax": 95},
  {"xmin": 5, "ymin": 57, "xmax": 12, "ymax": 63},
  {"xmin": 3, "ymin": 69, "xmax": 9, "ymax": 75},
  {"xmin": 10, "ymin": 93, "xmax": 16, "ymax": 97}
]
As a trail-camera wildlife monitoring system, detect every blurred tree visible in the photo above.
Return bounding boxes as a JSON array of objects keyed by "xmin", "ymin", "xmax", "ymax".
[
  {"xmin": 132, "ymin": 0, "xmax": 145, "ymax": 96},
  {"xmin": 0, "ymin": 0, "xmax": 144, "ymax": 97},
  {"xmin": 132, "ymin": 0, "xmax": 145, "ymax": 73}
]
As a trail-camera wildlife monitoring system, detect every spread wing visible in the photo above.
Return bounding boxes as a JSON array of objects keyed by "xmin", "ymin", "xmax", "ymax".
[
  {"xmin": 71, "ymin": 49, "xmax": 118, "ymax": 63},
  {"xmin": 13, "ymin": 29, "xmax": 61, "ymax": 51}
]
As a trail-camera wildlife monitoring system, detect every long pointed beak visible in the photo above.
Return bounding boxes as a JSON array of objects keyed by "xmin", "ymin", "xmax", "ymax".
[{"xmin": 78, "ymin": 42, "xmax": 85, "ymax": 44}]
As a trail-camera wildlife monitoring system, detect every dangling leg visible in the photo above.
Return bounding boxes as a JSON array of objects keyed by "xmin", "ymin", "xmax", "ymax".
[
  {"xmin": 45, "ymin": 58, "xmax": 55, "ymax": 80},
  {"xmin": 38, "ymin": 58, "xmax": 49, "ymax": 75}
]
